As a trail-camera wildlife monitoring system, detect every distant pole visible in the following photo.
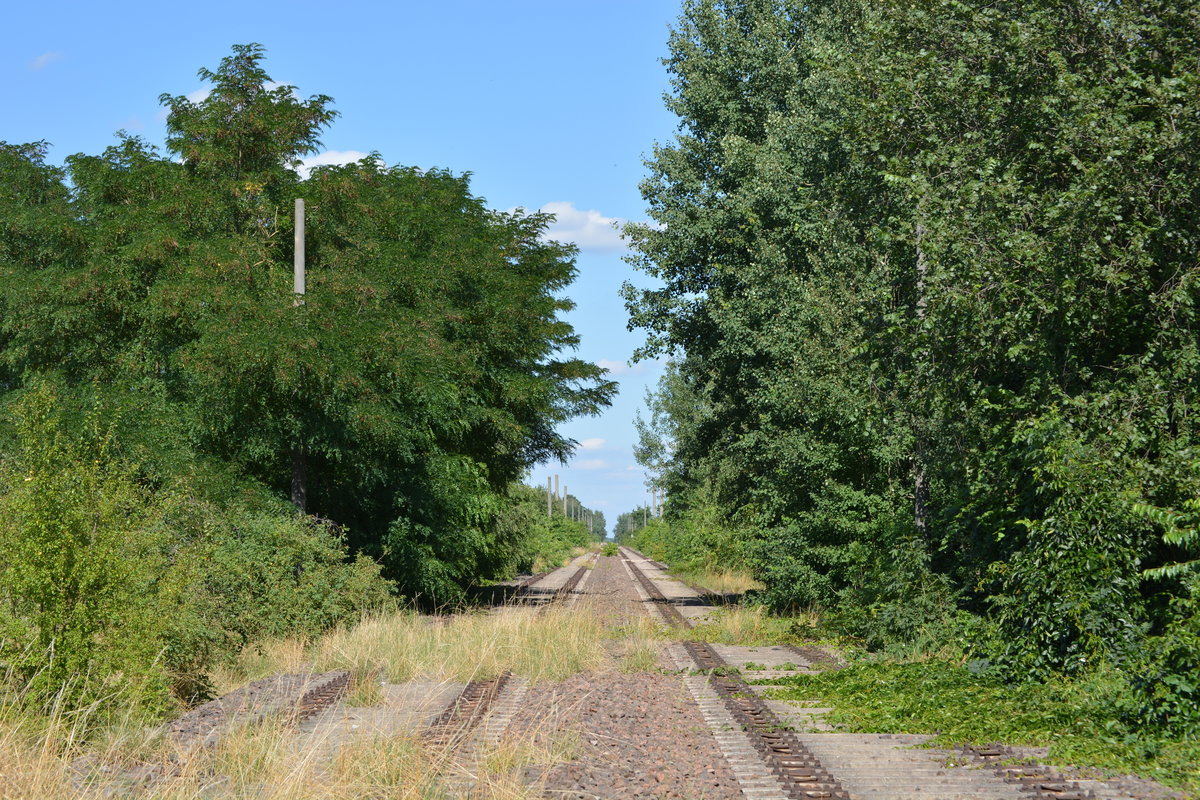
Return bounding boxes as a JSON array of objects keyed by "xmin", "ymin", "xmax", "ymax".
[
  {"xmin": 554, "ymin": 474, "xmax": 560, "ymax": 503},
  {"xmin": 290, "ymin": 199, "xmax": 307, "ymax": 512},
  {"xmin": 563, "ymin": 486, "xmax": 568, "ymax": 516},
  {"xmin": 547, "ymin": 477, "xmax": 552, "ymax": 518}
]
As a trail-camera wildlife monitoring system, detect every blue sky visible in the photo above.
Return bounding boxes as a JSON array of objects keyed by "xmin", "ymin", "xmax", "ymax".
[{"xmin": 2, "ymin": 1, "xmax": 682, "ymax": 528}]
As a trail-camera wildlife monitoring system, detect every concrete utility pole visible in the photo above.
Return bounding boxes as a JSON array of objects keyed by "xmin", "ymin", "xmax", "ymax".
[
  {"xmin": 294, "ymin": 198, "xmax": 306, "ymax": 299},
  {"xmin": 547, "ymin": 477, "xmax": 553, "ymax": 518},
  {"xmin": 554, "ymin": 474, "xmax": 560, "ymax": 503},
  {"xmin": 291, "ymin": 199, "xmax": 307, "ymax": 513},
  {"xmin": 563, "ymin": 486, "xmax": 568, "ymax": 516}
]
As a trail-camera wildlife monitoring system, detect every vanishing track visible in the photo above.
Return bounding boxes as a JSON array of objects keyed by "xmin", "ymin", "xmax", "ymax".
[{"xmin": 622, "ymin": 547, "xmax": 850, "ymax": 800}]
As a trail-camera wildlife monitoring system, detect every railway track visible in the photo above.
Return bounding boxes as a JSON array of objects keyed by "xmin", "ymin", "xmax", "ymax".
[
  {"xmin": 622, "ymin": 547, "xmax": 850, "ymax": 800},
  {"xmin": 78, "ymin": 549, "xmax": 1168, "ymax": 799},
  {"xmin": 619, "ymin": 547, "xmax": 1149, "ymax": 800},
  {"xmin": 513, "ymin": 553, "xmax": 594, "ymax": 606}
]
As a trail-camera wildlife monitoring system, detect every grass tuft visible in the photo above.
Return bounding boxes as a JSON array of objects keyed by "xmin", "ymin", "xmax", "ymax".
[{"xmin": 687, "ymin": 606, "xmax": 820, "ymax": 647}]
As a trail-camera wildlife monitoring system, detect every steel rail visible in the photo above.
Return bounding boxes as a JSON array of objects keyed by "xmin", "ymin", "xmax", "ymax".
[{"xmin": 622, "ymin": 550, "xmax": 850, "ymax": 800}]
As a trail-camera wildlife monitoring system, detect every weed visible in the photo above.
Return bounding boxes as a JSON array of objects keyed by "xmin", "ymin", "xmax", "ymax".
[
  {"xmin": 687, "ymin": 606, "xmax": 821, "ymax": 647},
  {"xmin": 766, "ymin": 659, "xmax": 1200, "ymax": 793}
]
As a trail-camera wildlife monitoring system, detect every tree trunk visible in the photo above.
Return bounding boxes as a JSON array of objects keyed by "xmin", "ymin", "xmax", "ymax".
[
  {"xmin": 291, "ymin": 445, "xmax": 307, "ymax": 514},
  {"xmin": 913, "ymin": 220, "xmax": 930, "ymax": 537}
]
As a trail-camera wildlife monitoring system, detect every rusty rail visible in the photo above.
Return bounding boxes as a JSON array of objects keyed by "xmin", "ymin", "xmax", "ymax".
[{"xmin": 623, "ymin": 551, "xmax": 850, "ymax": 800}]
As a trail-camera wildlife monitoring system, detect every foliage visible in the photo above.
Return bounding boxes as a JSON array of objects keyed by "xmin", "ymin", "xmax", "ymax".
[
  {"xmin": 624, "ymin": 508, "xmax": 748, "ymax": 578},
  {"xmin": 765, "ymin": 659, "xmax": 1200, "ymax": 792},
  {"xmin": 502, "ymin": 484, "xmax": 600, "ymax": 576},
  {"xmin": 622, "ymin": 0, "xmax": 1200, "ymax": 699},
  {"xmin": 612, "ymin": 505, "xmax": 653, "ymax": 543},
  {"xmin": 1134, "ymin": 471, "xmax": 1200, "ymax": 580},
  {"xmin": 0, "ymin": 385, "xmax": 173, "ymax": 712},
  {"xmin": 1117, "ymin": 587, "xmax": 1200, "ymax": 738},
  {"xmin": 0, "ymin": 44, "xmax": 612, "ymax": 607},
  {"xmin": 163, "ymin": 508, "xmax": 394, "ymax": 702},
  {"xmin": 0, "ymin": 382, "xmax": 395, "ymax": 712}
]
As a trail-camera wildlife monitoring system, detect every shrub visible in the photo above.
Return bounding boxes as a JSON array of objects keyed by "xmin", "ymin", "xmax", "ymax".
[
  {"xmin": 162, "ymin": 508, "xmax": 394, "ymax": 701},
  {"xmin": 0, "ymin": 386, "xmax": 173, "ymax": 712},
  {"xmin": 1118, "ymin": 587, "xmax": 1200, "ymax": 738},
  {"xmin": 0, "ymin": 384, "xmax": 397, "ymax": 712}
]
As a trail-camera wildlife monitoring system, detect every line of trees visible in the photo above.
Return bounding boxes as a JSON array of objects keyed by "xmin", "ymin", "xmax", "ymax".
[
  {"xmin": 625, "ymin": 0, "xmax": 1199, "ymax": 734},
  {"xmin": 0, "ymin": 44, "xmax": 612, "ymax": 713},
  {"xmin": 537, "ymin": 479, "xmax": 608, "ymax": 537},
  {"xmin": 613, "ymin": 504, "xmax": 655, "ymax": 542}
]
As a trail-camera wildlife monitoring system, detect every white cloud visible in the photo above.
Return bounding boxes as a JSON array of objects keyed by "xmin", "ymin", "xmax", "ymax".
[
  {"xmin": 595, "ymin": 357, "xmax": 666, "ymax": 377},
  {"xmin": 295, "ymin": 150, "xmax": 374, "ymax": 178},
  {"xmin": 596, "ymin": 358, "xmax": 631, "ymax": 376},
  {"xmin": 625, "ymin": 465, "xmax": 641, "ymax": 472},
  {"xmin": 186, "ymin": 87, "xmax": 212, "ymax": 104},
  {"xmin": 29, "ymin": 51, "xmax": 63, "ymax": 71},
  {"xmin": 540, "ymin": 201, "xmax": 626, "ymax": 253},
  {"xmin": 579, "ymin": 438, "xmax": 606, "ymax": 451},
  {"xmin": 575, "ymin": 458, "xmax": 608, "ymax": 470},
  {"xmin": 264, "ymin": 80, "xmax": 302, "ymax": 99}
]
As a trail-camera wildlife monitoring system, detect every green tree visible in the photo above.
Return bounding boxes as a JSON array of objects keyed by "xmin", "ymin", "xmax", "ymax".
[
  {"xmin": 0, "ymin": 44, "xmax": 614, "ymax": 604},
  {"xmin": 626, "ymin": 0, "xmax": 1200, "ymax": 672}
]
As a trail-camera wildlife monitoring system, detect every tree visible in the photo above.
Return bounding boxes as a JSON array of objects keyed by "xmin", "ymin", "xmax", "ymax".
[
  {"xmin": 626, "ymin": 0, "xmax": 1200, "ymax": 669},
  {"xmin": 0, "ymin": 44, "xmax": 614, "ymax": 602}
]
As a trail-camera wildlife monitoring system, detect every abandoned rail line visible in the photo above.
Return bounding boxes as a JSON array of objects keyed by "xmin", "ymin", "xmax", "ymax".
[{"xmin": 74, "ymin": 547, "xmax": 1179, "ymax": 799}]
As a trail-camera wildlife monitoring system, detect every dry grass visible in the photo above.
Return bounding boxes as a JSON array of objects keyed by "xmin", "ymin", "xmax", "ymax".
[
  {"xmin": 0, "ymin": 690, "xmax": 565, "ymax": 799},
  {"xmin": 0, "ymin": 552, "xmax": 644, "ymax": 799},
  {"xmin": 606, "ymin": 614, "xmax": 668, "ymax": 672},
  {"xmin": 688, "ymin": 605, "xmax": 819, "ymax": 646},
  {"xmin": 211, "ymin": 604, "xmax": 612, "ymax": 695},
  {"xmin": 678, "ymin": 567, "xmax": 764, "ymax": 597}
]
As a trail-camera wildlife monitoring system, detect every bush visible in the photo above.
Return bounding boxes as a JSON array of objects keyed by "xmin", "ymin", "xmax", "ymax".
[
  {"xmin": 629, "ymin": 505, "xmax": 749, "ymax": 576},
  {"xmin": 162, "ymin": 507, "xmax": 394, "ymax": 701},
  {"xmin": 1118, "ymin": 587, "xmax": 1200, "ymax": 738},
  {"xmin": 0, "ymin": 384, "xmax": 397, "ymax": 713},
  {"xmin": 0, "ymin": 386, "xmax": 174, "ymax": 712}
]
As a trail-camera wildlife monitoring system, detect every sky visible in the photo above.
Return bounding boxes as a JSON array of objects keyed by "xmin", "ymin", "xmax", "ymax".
[{"xmin": 2, "ymin": 0, "xmax": 683, "ymax": 530}]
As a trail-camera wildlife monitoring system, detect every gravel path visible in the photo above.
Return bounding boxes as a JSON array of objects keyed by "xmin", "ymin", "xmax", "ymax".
[{"xmin": 507, "ymin": 671, "xmax": 744, "ymax": 799}]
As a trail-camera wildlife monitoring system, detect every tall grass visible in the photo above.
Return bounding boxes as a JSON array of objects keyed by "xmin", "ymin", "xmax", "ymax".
[
  {"xmin": 676, "ymin": 567, "xmax": 764, "ymax": 597},
  {"xmin": 0, "ymin": 567, "xmax": 640, "ymax": 798},
  {"xmin": 212, "ymin": 605, "xmax": 612, "ymax": 694},
  {"xmin": 0, "ymin": 679, "xmax": 568, "ymax": 799},
  {"xmin": 687, "ymin": 605, "xmax": 820, "ymax": 647}
]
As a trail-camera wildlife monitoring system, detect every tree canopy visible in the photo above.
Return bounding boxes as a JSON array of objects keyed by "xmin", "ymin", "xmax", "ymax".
[
  {"xmin": 626, "ymin": 0, "xmax": 1200, "ymax": 678},
  {"xmin": 0, "ymin": 43, "xmax": 614, "ymax": 602}
]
